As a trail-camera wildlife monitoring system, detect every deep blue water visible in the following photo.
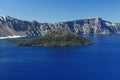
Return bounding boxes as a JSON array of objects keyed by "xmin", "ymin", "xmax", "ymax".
[{"xmin": 0, "ymin": 35, "xmax": 120, "ymax": 80}]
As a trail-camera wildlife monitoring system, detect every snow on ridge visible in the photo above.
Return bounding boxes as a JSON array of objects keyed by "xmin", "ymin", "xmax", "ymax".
[
  {"xmin": 81, "ymin": 17, "xmax": 101, "ymax": 20},
  {"xmin": 0, "ymin": 15, "xmax": 14, "ymax": 21},
  {"xmin": 0, "ymin": 16, "xmax": 7, "ymax": 21},
  {"xmin": 0, "ymin": 35, "xmax": 26, "ymax": 39}
]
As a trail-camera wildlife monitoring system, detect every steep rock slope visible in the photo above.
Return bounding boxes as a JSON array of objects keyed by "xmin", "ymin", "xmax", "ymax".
[{"xmin": 0, "ymin": 16, "xmax": 120, "ymax": 37}]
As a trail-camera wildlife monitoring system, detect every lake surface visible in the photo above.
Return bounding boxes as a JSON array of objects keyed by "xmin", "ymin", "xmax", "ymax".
[{"xmin": 0, "ymin": 35, "xmax": 120, "ymax": 80}]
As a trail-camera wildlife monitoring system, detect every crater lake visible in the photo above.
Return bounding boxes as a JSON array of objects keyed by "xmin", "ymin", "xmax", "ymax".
[{"xmin": 0, "ymin": 35, "xmax": 120, "ymax": 80}]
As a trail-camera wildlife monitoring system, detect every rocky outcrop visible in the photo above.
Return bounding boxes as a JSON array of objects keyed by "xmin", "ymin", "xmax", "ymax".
[{"xmin": 0, "ymin": 16, "xmax": 120, "ymax": 37}]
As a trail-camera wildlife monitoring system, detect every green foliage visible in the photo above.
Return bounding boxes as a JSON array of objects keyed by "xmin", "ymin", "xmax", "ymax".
[{"xmin": 17, "ymin": 28, "xmax": 92, "ymax": 46}]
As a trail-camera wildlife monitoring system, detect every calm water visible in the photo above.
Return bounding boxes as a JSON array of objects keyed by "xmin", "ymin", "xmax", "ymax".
[{"xmin": 0, "ymin": 35, "xmax": 120, "ymax": 80}]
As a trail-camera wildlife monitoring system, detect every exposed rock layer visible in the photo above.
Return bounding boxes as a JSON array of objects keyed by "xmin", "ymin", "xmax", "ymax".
[{"xmin": 0, "ymin": 16, "xmax": 120, "ymax": 37}]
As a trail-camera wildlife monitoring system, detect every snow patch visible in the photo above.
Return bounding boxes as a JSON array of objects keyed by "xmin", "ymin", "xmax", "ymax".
[
  {"xmin": 81, "ymin": 17, "xmax": 100, "ymax": 20},
  {"xmin": 112, "ymin": 23, "xmax": 116, "ymax": 26},
  {"xmin": 0, "ymin": 35, "xmax": 25, "ymax": 39},
  {"xmin": 0, "ymin": 16, "xmax": 7, "ymax": 21},
  {"xmin": 105, "ymin": 22, "xmax": 112, "ymax": 26}
]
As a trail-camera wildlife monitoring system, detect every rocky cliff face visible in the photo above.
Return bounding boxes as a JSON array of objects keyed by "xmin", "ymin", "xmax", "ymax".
[{"xmin": 0, "ymin": 16, "xmax": 120, "ymax": 37}]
